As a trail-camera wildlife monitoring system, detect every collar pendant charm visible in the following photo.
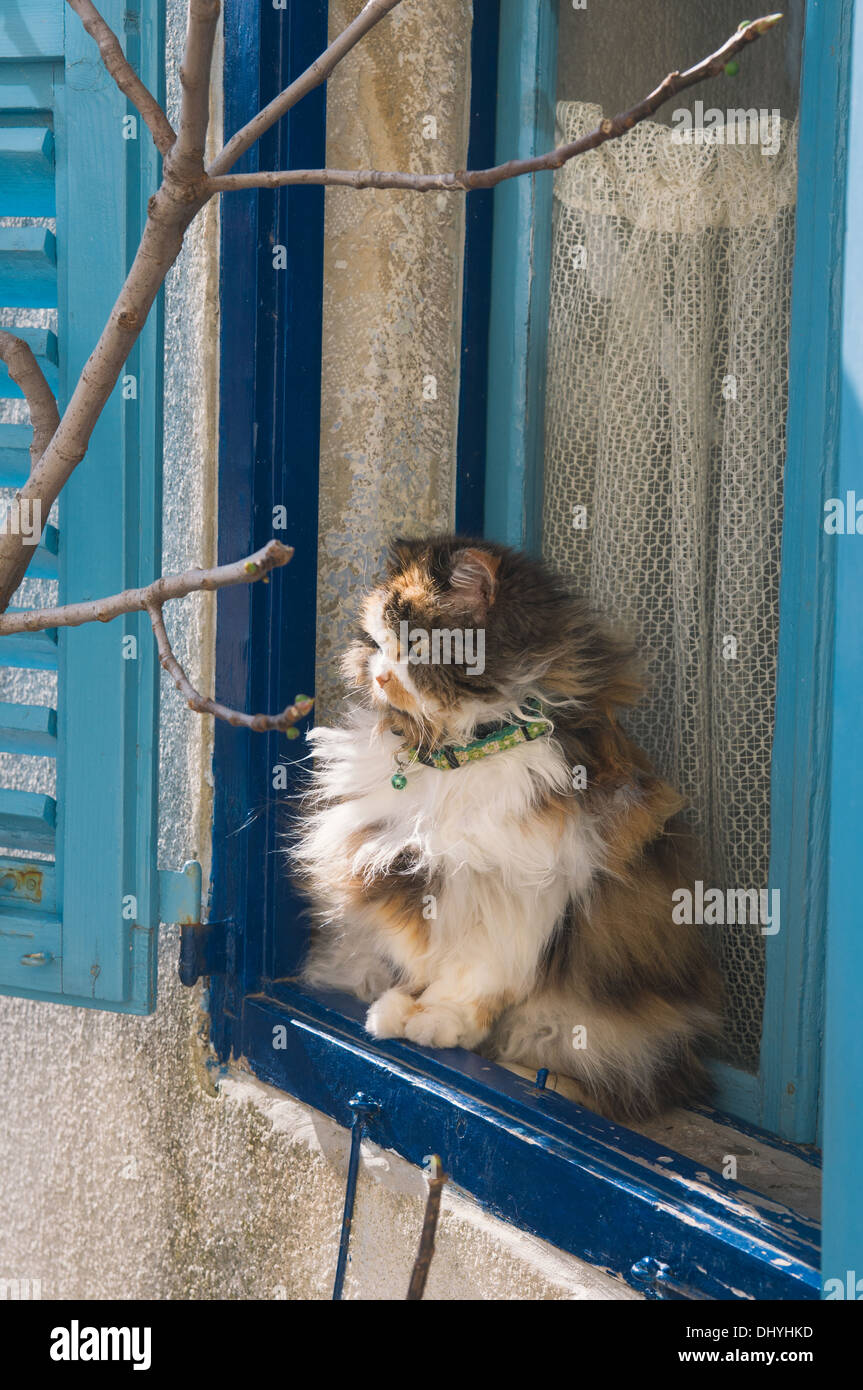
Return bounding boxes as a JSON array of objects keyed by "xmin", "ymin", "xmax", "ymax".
[{"xmin": 391, "ymin": 741, "xmax": 415, "ymax": 789}]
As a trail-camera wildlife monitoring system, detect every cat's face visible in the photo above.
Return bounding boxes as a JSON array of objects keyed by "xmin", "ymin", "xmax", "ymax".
[
  {"xmin": 342, "ymin": 542, "xmax": 497, "ymax": 737},
  {"xmin": 341, "ymin": 536, "xmax": 575, "ymax": 741},
  {"xmin": 341, "ymin": 535, "xmax": 644, "ymax": 745}
]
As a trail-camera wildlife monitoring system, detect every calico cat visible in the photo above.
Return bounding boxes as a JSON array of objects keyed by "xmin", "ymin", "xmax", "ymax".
[{"xmin": 292, "ymin": 535, "xmax": 721, "ymax": 1121}]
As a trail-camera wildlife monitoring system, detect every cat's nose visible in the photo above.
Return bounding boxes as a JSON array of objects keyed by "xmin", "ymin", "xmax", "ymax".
[{"xmin": 376, "ymin": 672, "xmax": 392, "ymax": 688}]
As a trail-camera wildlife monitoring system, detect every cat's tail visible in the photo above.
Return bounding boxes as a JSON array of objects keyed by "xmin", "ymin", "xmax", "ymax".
[{"xmin": 485, "ymin": 988, "xmax": 719, "ymax": 1122}]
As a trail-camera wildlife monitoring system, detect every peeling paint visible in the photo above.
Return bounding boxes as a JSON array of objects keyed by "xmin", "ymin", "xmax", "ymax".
[{"xmin": 0, "ymin": 865, "xmax": 43, "ymax": 904}]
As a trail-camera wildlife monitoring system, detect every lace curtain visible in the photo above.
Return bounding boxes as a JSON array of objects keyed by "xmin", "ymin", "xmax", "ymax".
[{"xmin": 542, "ymin": 103, "xmax": 798, "ymax": 1069}]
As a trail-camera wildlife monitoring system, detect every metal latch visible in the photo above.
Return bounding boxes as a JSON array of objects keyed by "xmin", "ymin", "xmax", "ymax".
[{"xmin": 631, "ymin": 1255, "xmax": 714, "ymax": 1300}]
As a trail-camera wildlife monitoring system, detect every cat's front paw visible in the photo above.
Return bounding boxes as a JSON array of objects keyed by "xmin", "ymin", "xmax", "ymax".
[
  {"xmin": 365, "ymin": 988, "xmax": 417, "ymax": 1039},
  {"xmin": 403, "ymin": 1002, "xmax": 473, "ymax": 1050}
]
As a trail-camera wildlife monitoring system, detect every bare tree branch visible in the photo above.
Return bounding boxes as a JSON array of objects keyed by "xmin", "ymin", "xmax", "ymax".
[
  {"xmin": 207, "ymin": 14, "xmax": 784, "ymax": 197},
  {"xmin": 0, "ymin": 3, "xmax": 784, "ymax": 740},
  {"xmin": 0, "ymin": 331, "xmax": 60, "ymax": 471},
  {"xmin": 0, "ymin": 539, "xmax": 293, "ymax": 635},
  {"xmin": 0, "ymin": 0, "xmax": 406, "ymax": 613},
  {"xmin": 208, "ymin": 0, "xmax": 405, "ymax": 178},
  {"xmin": 66, "ymin": 0, "xmax": 176, "ymax": 156},
  {"xmin": 0, "ymin": 535, "xmax": 313, "ymax": 730},
  {"xmin": 148, "ymin": 602, "xmax": 312, "ymax": 732},
  {"xmin": 167, "ymin": 0, "xmax": 221, "ymax": 184}
]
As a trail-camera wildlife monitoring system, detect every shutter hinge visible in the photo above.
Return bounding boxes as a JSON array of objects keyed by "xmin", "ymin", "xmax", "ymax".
[
  {"xmin": 157, "ymin": 860, "xmax": 227, "ymax": 987},
  {"xmin": 177, "ymin": 920, "xmax": 228, "ymax": 987},
  {"xmin": 158, "ymin": 860, "xmax": 203, "ymax": 925}
]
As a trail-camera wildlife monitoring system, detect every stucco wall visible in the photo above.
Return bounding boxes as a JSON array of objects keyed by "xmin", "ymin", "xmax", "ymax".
[
  {"xmin": 0, "ymin": 0, "xmax": 638, "ymax": 1301},
  {"xmin": 1, "ymin": 922, "xmax": 642, "ymax": 1300},
  {"xmin": 315, "ymin": 0, "xmax": 469, "ymax": 719}
]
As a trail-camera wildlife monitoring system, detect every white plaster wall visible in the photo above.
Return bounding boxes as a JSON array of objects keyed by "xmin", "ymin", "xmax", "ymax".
[{"xmin": 0, "ymin": 0, "xmax": 639, "ymax": 1302}]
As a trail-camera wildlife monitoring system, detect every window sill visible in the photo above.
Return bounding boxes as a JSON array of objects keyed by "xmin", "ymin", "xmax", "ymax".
[
  {"xmin": 505, "ymin": 1062, "xmax": 821, "ymax": 1225},
  {"xmin": 233, "ymin": 980, "xmax": 820, "ymax": 1301}
]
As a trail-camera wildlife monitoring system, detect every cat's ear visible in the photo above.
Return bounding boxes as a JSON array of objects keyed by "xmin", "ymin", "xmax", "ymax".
[
  {"xmin": 446, "ymin": 547, "xmax": 501, "ymax": 618},
  {"xmin": 386, "ymin": 536, "xmax": 422, "ymax": 576}
]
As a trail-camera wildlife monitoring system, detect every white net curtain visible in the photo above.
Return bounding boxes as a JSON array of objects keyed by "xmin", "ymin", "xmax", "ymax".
[{"xmin": 542, "ymin": 103, "xmax": 798, "ymax": 1070}]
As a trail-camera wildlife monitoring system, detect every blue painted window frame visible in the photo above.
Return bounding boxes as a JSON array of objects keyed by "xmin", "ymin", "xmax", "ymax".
[
  {"xmin": 209, "ymin": 0, "xmax": 827, "ymax": 1299},
  {"xmin": 822, "ymin": 0, "xmax": 863, "ymax": 1299},
  {"xmin": 0, "ymin": 0, "xmax": 164, "ymax": 1014},
  {"xmin": 483, "ymin": 0, "xmax": 856, "ymax": 1150}
]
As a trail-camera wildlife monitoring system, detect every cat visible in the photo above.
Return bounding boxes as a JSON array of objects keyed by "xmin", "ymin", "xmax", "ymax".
[{"xmin": 291, "ymin": 535, "xmax": 722, "ymax": 1122}]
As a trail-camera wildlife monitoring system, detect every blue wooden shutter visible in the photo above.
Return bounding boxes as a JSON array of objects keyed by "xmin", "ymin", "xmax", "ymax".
[{"xmin": 0, "ymin": 0, "xmax": 170, "ymax": 1012}]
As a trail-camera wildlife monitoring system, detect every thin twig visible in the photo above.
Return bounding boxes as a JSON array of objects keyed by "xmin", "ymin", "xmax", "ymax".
[
  {"xmin": 0, "ymin": 539, "xmax": 293, "ymax": 634},
  {"xmin": 0, "ymin": 538, "xmax": 313, "ymax": 732},
  {"xmin": 66, "ymin": 0, "xmax": 176, "ymax": 156},
  {"xmin": 147, "ymin": 602, "xmax": 313, "ymax": 731},
  {"xmin": 208, "ymin": 14, "xmax": 783, "ymax": 197},
  {"xmin": 406, "ymin": 1156, "xmax": 447, "ymax": 1301},
  {"xmin": 208, "ymin": 0, "xmax": 405, "ymax": 177},
  {"xmin": 0, "ymin": 331, "xmax": 60, "ymax": 471}
]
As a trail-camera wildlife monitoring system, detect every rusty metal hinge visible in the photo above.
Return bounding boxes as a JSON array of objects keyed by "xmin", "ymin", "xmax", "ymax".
[
  {"xmin": 157, "ymin": 861, "xmax": 227, "ymax": 987},
  {"xmin": 177, "ymin": 920, "xmax": 228, "ymax": 987}
]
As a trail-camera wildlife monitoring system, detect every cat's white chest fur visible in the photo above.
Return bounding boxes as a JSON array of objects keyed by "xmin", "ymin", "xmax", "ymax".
[{"xmin": 304, "ymin": 709, "xmax": 604, "ymax": 956}]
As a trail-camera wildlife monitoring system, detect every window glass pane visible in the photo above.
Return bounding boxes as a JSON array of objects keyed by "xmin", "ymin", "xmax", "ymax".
[{"xmin": 542, "ymin": 1, "xmax": 805, "ymax": 1072}]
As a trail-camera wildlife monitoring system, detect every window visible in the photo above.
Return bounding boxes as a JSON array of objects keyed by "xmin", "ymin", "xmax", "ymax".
[
  {"xmin": 545, "ymin": 10, "xmax": 799, "ymax": 1089},
  {"xmin": 0, "ymin": 0, "xmax": 190, "ymax": 1012},
  {"xmin": 485, "ymin": 0, "xmax": 833, "ymax": 1147},
  {"xmin": 207, "ymin": 0, "xmax": 837, "ymax": 1298}
]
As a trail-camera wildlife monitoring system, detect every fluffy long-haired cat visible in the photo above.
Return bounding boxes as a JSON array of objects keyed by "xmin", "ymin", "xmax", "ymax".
[{"xmin": 291, "ymin": 536, "xmax": 721, "ymax": 1121}]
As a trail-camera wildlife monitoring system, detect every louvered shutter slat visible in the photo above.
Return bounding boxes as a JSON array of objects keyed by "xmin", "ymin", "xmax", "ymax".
[
  {"xmin": 0, "ymin": 128, "xmax": 55, "ymax": 216},
  {"xmin": 0, "ymin": 702, "xmax": 57, "ymax": 755},
  {"xmin": 0, "ymin": 614, "xmax": 58, "ymax": 669},
  {"xmin": 0, "ymin": 2, "xmax": 64, "ymax": 61},
  {"xmin": 0, "ymin": 423, "xmax": 33, "ymax": 486},
  {"xmin": 0, "ymin": 225, "xmax": 57, "ymax": 306},
  {"xmin": 0, "ymin": 789, "xmax": 55, "ymax": 850}
]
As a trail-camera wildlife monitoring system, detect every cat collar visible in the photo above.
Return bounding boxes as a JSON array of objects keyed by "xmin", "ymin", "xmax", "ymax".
[{"xmin": 390, "ymin": 703, "xmax": 552, "ymax": 790}]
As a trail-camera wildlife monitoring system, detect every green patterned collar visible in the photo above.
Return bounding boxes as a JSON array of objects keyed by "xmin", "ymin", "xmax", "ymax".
[{"xmin": 390, "ymin": 702, "xmax": 552, "ymax": 789}]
